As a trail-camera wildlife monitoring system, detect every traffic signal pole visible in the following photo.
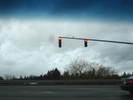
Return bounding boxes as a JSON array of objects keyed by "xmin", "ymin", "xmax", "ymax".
[{"xmin": 58, "ymin": 36, "xmax": 133, "ymax": 47}]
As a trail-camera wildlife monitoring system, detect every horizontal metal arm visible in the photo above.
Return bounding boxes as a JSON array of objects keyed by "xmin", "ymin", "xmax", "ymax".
[{"xmin": 61, "ymin": 36, "xmax": 133, "ymax": 45}]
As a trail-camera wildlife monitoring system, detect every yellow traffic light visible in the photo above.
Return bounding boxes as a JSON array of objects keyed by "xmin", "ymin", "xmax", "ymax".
[
  {"xmin": 58, "ymin": 36, "xmax": 62, "ymax": 48},
  {"xmin": 84, "ymin": 38, "xmax": 88, "ymax": 47}
]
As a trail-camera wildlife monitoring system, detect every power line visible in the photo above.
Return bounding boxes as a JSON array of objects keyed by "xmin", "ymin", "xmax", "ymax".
[{"xmin": 61, "ymin": 36, "xmax": 133, "ymax": 45}]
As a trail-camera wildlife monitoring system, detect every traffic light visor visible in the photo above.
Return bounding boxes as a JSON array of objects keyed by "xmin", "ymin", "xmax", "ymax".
[{"xmin": 58, "ymin": 36, "xmax": 62, "ymax": 40}]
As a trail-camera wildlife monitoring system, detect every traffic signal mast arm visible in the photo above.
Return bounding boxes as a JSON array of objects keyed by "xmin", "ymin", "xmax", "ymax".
[{"xmin": 61, "ymin": 36, "xmax": 133, "ymax": 45}]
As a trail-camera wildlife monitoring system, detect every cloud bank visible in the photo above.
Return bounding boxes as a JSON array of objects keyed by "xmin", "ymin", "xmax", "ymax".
[{"xmin": 0, "ymin": 18, "xmax": 133, "ymax": 76}]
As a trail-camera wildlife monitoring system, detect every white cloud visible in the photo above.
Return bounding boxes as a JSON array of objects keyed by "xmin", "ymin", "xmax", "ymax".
[{"xmin": 0, "ymin": 18, "xmax": 133, "ymax": 77}]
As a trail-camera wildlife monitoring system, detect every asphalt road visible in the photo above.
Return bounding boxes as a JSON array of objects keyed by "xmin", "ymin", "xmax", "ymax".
[{"xmin": 0, "ymin": 85, "xmax": 132, "ymax": 100}]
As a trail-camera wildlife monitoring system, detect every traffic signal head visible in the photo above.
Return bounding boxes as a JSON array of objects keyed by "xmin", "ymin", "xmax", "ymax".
[
  {"xmin": 84, "ymin": 39, "xmax": 88, "ymax": 47},
  {"xmin": 58, "ymin": 36, "xmax": 62, "ymax": 48}
]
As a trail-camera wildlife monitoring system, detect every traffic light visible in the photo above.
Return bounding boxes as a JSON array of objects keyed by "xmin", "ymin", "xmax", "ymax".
[
  {"xmin": 84, "ymin": 39, "xmax": 88, "ymax": 47},
  {"xmin": 58, "ymin": 36, "xmax": 62, "ymax": 48}
]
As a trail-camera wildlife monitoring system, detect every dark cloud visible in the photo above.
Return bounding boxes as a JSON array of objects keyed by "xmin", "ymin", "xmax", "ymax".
[{"xmin": 0, "ymin": 0, "xmax": 133, "ymax": 21}]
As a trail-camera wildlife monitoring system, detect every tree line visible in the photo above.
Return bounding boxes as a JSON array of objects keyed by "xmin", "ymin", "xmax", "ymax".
[{"xmin": 0, "ymin": 59, "xmax": 132, "ymax": 80}]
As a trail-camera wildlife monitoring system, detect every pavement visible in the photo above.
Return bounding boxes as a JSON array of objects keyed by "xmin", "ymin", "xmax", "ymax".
[{"xmin": 0, "ymin": 85, "xmax": 132, "ymax": 100}]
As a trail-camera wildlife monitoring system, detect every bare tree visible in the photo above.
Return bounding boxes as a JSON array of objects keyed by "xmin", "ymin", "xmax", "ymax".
[
  {"xmin": 65, "ymin": 59, "xmax": 118, "ymax": 79},
  {"xmin": 4, "ymin": 74, "xmax": 17, "ymax": 80},
  {"xmin": 66, "ymin": 59, "xmax": 89, "ymax": 76}
]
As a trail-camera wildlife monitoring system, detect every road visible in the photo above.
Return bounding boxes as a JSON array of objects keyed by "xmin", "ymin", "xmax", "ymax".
[{"xmin": 0, "ymin": 85, "xmax": 132, "ymax": 100}]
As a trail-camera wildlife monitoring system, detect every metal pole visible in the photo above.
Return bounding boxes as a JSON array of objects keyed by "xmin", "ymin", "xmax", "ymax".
[{"xmin": 61, "ymin": 36, "xmax": 133, "ymax": 45}]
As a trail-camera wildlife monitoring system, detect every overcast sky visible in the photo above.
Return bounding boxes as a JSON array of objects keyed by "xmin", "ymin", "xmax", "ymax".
[{"xmin": 0, "ymin": 0, "xmax": 133, "ymax": 77}]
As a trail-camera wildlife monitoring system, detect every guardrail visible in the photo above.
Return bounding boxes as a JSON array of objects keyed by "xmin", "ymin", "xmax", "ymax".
[{"xmin": 0, "ymin": 79, "xmax": 121, "ymax": 86}]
